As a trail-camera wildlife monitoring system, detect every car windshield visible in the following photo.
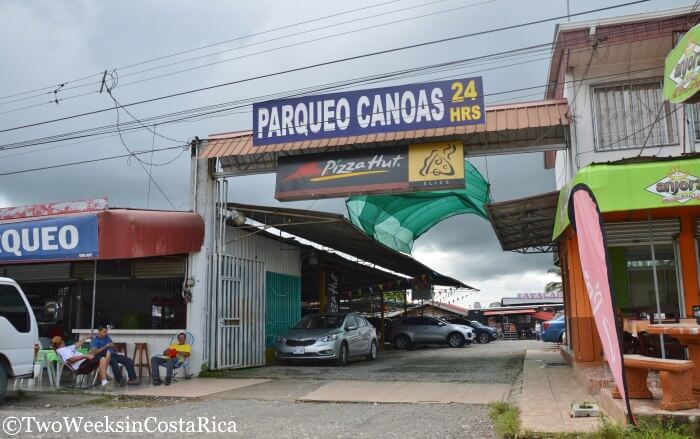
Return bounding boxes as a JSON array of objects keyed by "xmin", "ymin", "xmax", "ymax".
[
  {"xmin": 470, "ymin": 321, "xmax": 486, "ymax": 328},
  {"xmin": 294, "ymin": 314, "xmax": 344, "ymax": 329}
]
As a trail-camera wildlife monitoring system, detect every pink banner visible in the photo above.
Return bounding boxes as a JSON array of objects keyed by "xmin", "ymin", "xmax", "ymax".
[{"xmin": 571, "ymin": 189, "xmax": 629, "ymax": 408}]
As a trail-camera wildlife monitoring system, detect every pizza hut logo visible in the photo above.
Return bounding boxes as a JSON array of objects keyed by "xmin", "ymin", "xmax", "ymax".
[
  {"xmin": 646, "ymin": 168, "xmax": 700, "ymax": 204},
  {"xmin": 419, "ymin": 144, "xmax": 457, "ymax": 177}
]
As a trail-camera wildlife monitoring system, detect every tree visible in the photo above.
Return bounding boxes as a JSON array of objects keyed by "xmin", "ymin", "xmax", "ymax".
[{"xmin": 545, "ymin": 266, "xmax": 562, "ymax": 294}]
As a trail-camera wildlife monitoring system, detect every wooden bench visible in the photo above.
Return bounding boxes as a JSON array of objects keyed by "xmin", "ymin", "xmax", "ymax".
[{"xmin": 612, "ymin": 354, "xmax": 698, "ymax": 411}]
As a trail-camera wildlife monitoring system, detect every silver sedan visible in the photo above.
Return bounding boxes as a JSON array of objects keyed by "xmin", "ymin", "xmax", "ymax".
[{"xmin": 276, "ymin": 313, "xmax": 378, "ymax": 366}]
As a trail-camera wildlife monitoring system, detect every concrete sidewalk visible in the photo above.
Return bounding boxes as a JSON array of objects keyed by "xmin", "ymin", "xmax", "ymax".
[
  {"xmin": 86, "ymin": 377, "xmax": 270, "ymax": 398},
  {"xmin": 298, "ymin": 380, "xmax": 510, "ymax": 404},
  {"xmin": 519, "ymin": 349, "xmax": 602, "ymax": 434}
]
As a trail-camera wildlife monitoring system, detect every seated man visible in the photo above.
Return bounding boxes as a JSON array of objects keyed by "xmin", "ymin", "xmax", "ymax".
[
  {"xmin": 90, "ymin": 325, "xmax": 140, "ymax": 386},
  {"xmin": 151, "ymin": 332, "xmax": 191, "ymax": 385},
  {"xmin": 52, "ymin": 336, "xmax": 110, "ymax": 388}
]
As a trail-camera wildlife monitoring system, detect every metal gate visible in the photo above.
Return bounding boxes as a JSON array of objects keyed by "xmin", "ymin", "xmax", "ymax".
[{"xmin": 207, "ymin": 254, "xmax": 266, "ymax": 369}]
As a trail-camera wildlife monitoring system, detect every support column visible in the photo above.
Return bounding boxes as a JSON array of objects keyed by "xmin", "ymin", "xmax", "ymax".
[
  {"xmin": 678, "ymin": 215, "xmax": 699, "ymax": 318},
  {"xmin": 380, "ymin": 288, "xmax": 385, "ymax": 350},
  {"xmin": 187, "ymin": 148, "xmax": 217, "ymax": 374}
]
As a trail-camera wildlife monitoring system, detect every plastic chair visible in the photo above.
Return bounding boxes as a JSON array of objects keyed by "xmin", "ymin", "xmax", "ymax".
[
  {"xmin": 168, "ymin": 331, "xmax": 194, "ymax": 381},
  {"xmin": 53, "ymin": 349, "xmax": 99, "ymax": 390}
]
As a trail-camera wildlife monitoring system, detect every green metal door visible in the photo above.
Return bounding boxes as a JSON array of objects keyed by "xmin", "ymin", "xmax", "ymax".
[{"xmin": 265, "ymin": 272, "xmax": 301, "ymax": 348}]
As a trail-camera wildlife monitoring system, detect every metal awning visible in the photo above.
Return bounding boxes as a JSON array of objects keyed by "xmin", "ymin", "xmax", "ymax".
[
  {"xmin": 203, "ymin": 99, "xmax": 570, "ymax": 175},
  {"xmin": 0, "ymin": 209, "xmax": 204, "ymax": 263},
  {"xmin": 486, "ymin": 191, "xmax": 559, "ymax": 254},
  {"xmin": 228, "ymin": 203, "xmax": 473, "ymax": 289}
]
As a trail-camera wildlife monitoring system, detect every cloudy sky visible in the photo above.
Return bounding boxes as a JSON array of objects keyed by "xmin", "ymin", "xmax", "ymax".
[{"xmin": 0, "ymin": 0, "xmax": 690, "ymax": 305}]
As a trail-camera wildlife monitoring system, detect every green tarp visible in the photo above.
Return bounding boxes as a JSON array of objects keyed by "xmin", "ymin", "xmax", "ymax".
[{"xmin": 346, "ymin": 161, "xmax": 491, "ymax": 254}]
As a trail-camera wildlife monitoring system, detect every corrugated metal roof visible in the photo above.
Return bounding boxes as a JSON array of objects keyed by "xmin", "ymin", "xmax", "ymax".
[
  {"xmin": 200, "ymin": 100, "xmax": 570, "ymax": 170},
  {"xmin": 486, "ymin": 191, "xmax": 559, "ymax": 254},
  {"xmin": 227, "ymin": 202, "xmax": 474, "ymax": 289}
]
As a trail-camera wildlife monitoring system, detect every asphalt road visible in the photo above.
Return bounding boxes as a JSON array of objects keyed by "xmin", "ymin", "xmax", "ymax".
[{"xmin": 0, "ymin": 340, "xmax": 543, "ymax": 438}]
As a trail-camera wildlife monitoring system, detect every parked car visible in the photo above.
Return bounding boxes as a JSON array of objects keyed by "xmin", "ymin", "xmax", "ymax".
[
  {"xmin": 540, "ymin": 315, "xmax": 566, "ymax": 343},
  {"xmin": 276, "ymin": 312, "xmax": 378, "ymax": 366},
  {"xmin": 366, "ymin": 317, "xmax": 394, "ymax": 339},
  {"xmin": 0, "ymin": 277, "xmax": 39, "ymax": 402},
  {"xmin": 445, "ymin": 317, "xmax": 498, "ymax": 344},
  {"xmin": 386, "ymin": 316, "xmax": 474, "ymax": 349}
]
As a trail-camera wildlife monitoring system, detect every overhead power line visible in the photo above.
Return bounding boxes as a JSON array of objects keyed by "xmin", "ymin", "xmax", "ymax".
[
  {"xmin": 0, "ymin": 143, "xmax": 189, "ymax": 178},
  {"xmin": 0, "ymin": 0, "xmax": 650, "ymax": 134},
  {"xmin": 0, "ymin": 0, "xmax": 407, "ymax": 102},
  {"xmin": 0, "ymin": 0, "xmax": 494, "ymax": 109}
]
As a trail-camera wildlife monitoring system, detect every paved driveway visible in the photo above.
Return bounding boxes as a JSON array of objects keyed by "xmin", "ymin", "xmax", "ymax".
[{"xmin": 218, "ymin": 339, "xmax": 540, "ymax": 384}]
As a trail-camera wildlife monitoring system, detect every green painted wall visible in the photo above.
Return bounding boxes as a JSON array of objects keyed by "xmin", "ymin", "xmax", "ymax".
[
  {"xmin": 609, "ymin": 247, "xmax": 631, "ymax": 309},
  {"xmin": 265, "ymin": 271, "xmax": 301, "ymax": 347}
]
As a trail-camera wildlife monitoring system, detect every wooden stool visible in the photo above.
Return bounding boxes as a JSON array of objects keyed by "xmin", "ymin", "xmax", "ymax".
[{"xmin": 132, "ymin": 343, "xmax": 151, "ymax": 381}]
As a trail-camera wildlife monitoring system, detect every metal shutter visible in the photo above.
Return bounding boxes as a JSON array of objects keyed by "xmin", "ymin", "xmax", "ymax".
[
  {"xmin": 133, "ymin": 258, "xmax": 185, "ymax": 279},
  {"xmin": 2, "ymin": 263, "xmax": 71, "ymax": 281},
  {"xmin": 604, "ymin": 219, "xmax": 679, "ymax": 246}
]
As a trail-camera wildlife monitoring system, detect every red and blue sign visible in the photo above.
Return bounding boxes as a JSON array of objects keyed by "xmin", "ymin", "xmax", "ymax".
[
  {"xmin": 253, "ymin": 77, "xmax": 484, "ymax": 146},
  {"xmin": 0, "ymin": 214, "xmax": 99, "ymax": 262}
]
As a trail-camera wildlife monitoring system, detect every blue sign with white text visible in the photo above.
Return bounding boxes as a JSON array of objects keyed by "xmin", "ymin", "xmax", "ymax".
[
  {"xmin": 0, "ymin": 215, "xmax": 99, "ymax": 262},
  {"xmin": 253, "ymin": 77, "xmax": 484, "ymax": 146}
]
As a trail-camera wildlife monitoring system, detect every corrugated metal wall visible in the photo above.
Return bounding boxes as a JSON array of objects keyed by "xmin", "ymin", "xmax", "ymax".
[
  {"xmin": 266, "ymin": 272, "xmax": 301, "ymax": 347},
  {"xmin": 225, "ymin": 227, "xmax": 300, "ymax": 276}
]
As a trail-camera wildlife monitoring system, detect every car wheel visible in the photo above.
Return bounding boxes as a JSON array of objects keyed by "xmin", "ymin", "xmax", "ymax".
[
  {"xmin": 393, "ymin": 334, "xmax": 411, "ymax": 350},
  {"xmin": 335, "ymin": 343, "xmax": 349, "ymax": 366},
  {"xmin": 478, "ymin": 333, "xmax": 490, "ymax": 344},
  {"xmin": 0, "ymin": 363, "xmax": 7, "ymax": 403},
  {"xmin": 447, "ymin": 332, "xmax": 465, "ymax": 348},
  {"xmin": 366, "ymin": 341, "xmax": 378, "ymax": 361}
]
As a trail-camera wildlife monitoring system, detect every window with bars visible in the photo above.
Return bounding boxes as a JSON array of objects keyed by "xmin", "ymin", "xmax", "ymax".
[
  {"xmin": 689, "ymin": 103, "xmax": 700, "ymax": 142},
  {"xmin": 592, "ymin": 79, "xmax": 677, "ymax": 151}
]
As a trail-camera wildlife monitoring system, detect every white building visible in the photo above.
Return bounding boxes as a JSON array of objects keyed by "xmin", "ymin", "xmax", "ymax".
[{"xmin": 547, "ymin": 5, "xmax": 699, "ymax": 189}]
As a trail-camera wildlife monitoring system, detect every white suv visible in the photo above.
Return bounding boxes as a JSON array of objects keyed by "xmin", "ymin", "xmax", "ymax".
[{"xmin": 0, "ymin": 277, "xmax": 38, "ymax": 402}]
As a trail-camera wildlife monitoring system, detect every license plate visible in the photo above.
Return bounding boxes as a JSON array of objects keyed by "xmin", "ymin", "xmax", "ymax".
[{"xmin": 293, "ymin": 347, "xmax": 304, "ymax": 355}]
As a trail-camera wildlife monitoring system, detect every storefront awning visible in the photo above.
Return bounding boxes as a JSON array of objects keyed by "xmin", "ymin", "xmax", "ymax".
[
  {"xmin": 552, "ymin": 156, "xmax": 700, "ymax": 239},
  {"xmin": 227, "ymin": 203, "xmax": 474, "ymax": 289},
  {"xmin": 202, "ymin": 99, "xmax": 570, "ymax": 175},
  {"xmin": 530, "ymin": 311, "xmax": 555, "ymax": 321},
  {"xmin": 483, "ymin": 308, "xmax": 536, "ymax": 316},
  {"xmin": 0, "ymin": 209, "xmax": 204, "ymax": 263},
  {"xmin": 486, "ymin": 191, "xmax": 559, "ymax": 253}
]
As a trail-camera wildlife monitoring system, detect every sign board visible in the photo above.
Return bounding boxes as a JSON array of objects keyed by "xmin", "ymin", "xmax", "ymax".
[
  {"xmin": 411, "ymin": 281, "xmax": 432, "ymax": 301},
  {"xmin": 0, "ymin": 214, "xmax": 99, "ymax": 263},
  {"xmin": 275, "ymin": 141, "xmax": 465, "ymax": 200},
  {"xmin": 327, "ymin": 272, "xmax": 339, "ymax": 313},
  {"xmin": 664, "ymin": 24, "xmax": 700, "ymax": 103},
  {"xmin": 254, "ymin": 77, "xmax": 484, "ymax": 146},
  {"xmin": 0, "ymin": 198, "xmax": 108, "ymax": 221},
  {"xmin": 517, "ymin": 292, "xmax": 563, "ymax": 299}
]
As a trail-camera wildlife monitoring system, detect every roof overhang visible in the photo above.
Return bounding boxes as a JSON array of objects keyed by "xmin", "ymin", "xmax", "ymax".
[
  {"xmin": 486, "ymin": 191, "xmax": 559, "ymax": 254},
  {"xmin": 552, "ymin": 156, "xmax": 700, "ymax": 240},
  {"xmin": 250, "ymin": 227, "xmax": 423, "ymax": 292},
  {"xmin": 0, "ymin": 209, "xmax": 204, "ymax": 263},
  {"xmin": 227, "ymin": 202, "xmax": 473, "ymax": 289},
  {"xmin": 201, "ymin": 99, "xmax": 570, "ymax": 176}
]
